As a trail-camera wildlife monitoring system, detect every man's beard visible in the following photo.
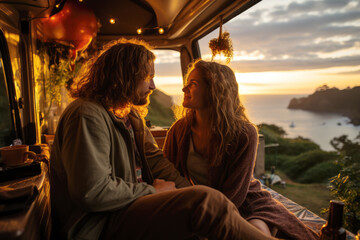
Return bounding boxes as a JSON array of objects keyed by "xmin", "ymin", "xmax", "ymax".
[{"xmin": 133, "ymin": 91, "xmax": 152, "ymax": 106}]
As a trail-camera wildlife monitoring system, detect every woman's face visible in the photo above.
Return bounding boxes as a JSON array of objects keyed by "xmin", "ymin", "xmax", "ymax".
[{"xmin": 182, "ymin": 68, "xmax": 208, "ymax": 109}]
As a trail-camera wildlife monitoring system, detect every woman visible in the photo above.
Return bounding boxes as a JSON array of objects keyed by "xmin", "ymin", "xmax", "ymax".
[{"xmin": 163, "ymin": 60, "xmax": 319, "ymax": 239}]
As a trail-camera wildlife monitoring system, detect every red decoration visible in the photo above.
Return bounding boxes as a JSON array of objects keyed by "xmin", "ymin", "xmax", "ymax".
[{"xmin": 36, "ymin": 0, "xmax": 98, "ymax": 61}]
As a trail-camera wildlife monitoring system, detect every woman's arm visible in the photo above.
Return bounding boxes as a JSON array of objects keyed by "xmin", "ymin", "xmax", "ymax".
[
  {"xmin": 162, "ymin": 124, "xmax": 177, "ymax": 163},
  {"xmin": 216, "ymin": 124, "xmax": 259, "ymax": 208}
]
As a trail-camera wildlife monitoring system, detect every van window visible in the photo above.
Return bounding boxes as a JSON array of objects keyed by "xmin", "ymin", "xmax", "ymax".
[
  {"xmin": 4, "ymin": 32, "xmax": 22, "ymax": 102},
  {"xmin": 0, "ymin": 51, "xmax": 16, "ymax": 147},
  {"xmin": 153, "ymin": 49, "xmax": 182, "ymax": 99},
  {"xmin": 148, "ymin": 49, "xmax": 182, "ymax": 127}
]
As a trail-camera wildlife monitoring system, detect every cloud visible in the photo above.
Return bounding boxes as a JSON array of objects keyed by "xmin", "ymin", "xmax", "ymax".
[
  {"xmin": 271, "ymin": 0, "xmax": 353, "ymax": 19},
  {"xmin": 229, "ymin": 55, "xmax": 360, "ymax": 72},
  {"xmin": 331, "ymin": 69, "xmax": 360, "ymax": 75},
  {"xmin": 227, "ymin": 12, "xmax": 360, "ymax": 55},
  {"xmin": 198, "ymin": 0, "xmax": 360, "ymax": 73},
  {"xmin": 153, "ymin": 50, "xmax": 180, "ymax": 64},
  {"xmin": 155, "ymin": 62, "xmax": 182, "ymax": 76},
  {"xmin": 239, "ymin": 82, "xmax": 269, "ymax": 87},
  {"xmin": 153, "ymin": 0, "xmax": 360, "ymax": 81}
]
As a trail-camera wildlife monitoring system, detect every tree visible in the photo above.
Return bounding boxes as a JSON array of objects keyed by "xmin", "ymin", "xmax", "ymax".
[
  {"xmin": 315, "ymin": 84, "xmax": 330, "ymax": 92},
  {"xmin": 329, "ymin": 135, "xmax": 360, "ymax": 234}
]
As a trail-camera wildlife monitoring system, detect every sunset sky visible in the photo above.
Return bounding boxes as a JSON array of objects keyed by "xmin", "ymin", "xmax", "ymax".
[{"xmin": 154, "ymin": 0, "xmax": 360, "ymax": 95}]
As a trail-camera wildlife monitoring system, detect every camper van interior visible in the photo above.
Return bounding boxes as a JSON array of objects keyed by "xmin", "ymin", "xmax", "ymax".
[
  {"xmin": 0, "ymin": 0, "xmax": 356, "ymax": 239},
  {"xmin": 0, "ymin": 0, "xmax": 262, "ymax": 146}
]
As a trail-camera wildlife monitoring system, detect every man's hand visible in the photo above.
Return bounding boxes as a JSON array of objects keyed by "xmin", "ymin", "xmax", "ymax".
[{"xmin": 152, "ymin": 179, "xmax": 176, "ymax": 193}]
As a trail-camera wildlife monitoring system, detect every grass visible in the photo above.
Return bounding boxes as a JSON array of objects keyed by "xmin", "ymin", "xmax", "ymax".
[{"xmin": 269, "ymin": 170, "xmax": 333, "ymax": 217}]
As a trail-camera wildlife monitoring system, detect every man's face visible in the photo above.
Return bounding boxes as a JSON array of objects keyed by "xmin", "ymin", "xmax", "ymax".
[{"xmin": 133, "ymin": 61, "xmax": 155, "ymax": 105}]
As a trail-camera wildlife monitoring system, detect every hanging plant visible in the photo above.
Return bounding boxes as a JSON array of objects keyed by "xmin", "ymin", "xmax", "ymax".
[
  {"xmin": 45, "ymin": 58, "xmax": 76, "ymax": 116},
  {"xmin": 209, "ymin": 16, "xmax": 233, "ymax": 63}
]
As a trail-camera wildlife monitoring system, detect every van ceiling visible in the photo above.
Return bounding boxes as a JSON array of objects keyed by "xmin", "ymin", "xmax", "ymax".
[
  {"xmin": 83, "ymin": 0, "xmax": 261, "ymax": 48},
  {"xmin": 2, "ymin": 0, "xmax": 261, "ymax": 48}
]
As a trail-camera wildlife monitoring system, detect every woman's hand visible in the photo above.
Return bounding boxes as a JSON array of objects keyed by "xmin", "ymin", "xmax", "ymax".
[{"xmin": 152, "ymin": 179, "xmax": 176, "ymax": 193}]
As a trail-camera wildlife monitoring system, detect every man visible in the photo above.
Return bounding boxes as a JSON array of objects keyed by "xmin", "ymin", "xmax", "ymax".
[{"xmin": 50, "ymin": 39, "xmax": 277, "ymax": 240}]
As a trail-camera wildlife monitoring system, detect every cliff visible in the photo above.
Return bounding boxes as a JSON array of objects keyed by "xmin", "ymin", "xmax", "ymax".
[{"xmin": 288, "ymin": 86, "xmax": 360, "ymax": 125}]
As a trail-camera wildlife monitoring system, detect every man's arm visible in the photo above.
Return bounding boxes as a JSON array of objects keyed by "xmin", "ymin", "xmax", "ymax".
[
  {"xmin": 61, "ymin": 107, "xmax": 156, "ymax": 212},
  {"xmin": 143, "ymin": 126, "xmax": 191, "ymax": 188}
]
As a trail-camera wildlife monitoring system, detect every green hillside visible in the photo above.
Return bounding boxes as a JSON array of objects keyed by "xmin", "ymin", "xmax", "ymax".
[{"xmin": 146, "ymin": 89, "xmax": 176, "ymax": 127}]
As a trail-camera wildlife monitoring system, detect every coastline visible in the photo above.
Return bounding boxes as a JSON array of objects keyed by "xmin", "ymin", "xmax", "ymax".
[{"xmin": 169, "ymin": 94, "xmax": 360, "ymax": 151}]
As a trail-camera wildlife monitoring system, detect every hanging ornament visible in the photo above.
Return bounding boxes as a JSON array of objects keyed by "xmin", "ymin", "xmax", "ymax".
[
  {"xmin": 209, "ymin": 15, "xmax": 233, "ymax": 63},
  {"xmin": 35, "ymin": 0, "xmax": 98, "ymax": 62}
]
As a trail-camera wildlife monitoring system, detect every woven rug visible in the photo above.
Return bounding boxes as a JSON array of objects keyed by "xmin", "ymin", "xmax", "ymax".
[{"xmin": 262, "ymin": 184, "xmax": 355, "ymax": 239}]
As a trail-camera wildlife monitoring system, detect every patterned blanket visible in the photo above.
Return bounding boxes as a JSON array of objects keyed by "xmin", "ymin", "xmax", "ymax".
[{"xmin": 262, "ymin": 184, "xmax": 356, "ymax": 239}]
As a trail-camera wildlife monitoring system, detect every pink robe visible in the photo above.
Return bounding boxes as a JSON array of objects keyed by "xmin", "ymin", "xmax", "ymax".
[{"xmin": 163, "ymin": 117, "xmax": 319, "ymax": 240}]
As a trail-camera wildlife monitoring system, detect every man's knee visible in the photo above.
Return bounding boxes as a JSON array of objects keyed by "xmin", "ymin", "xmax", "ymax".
[
  {"xmin": 181, "ymin": 185, "xmax": 233, "ymax": 208},
  {"xmin": 181, "ymin": 185, "xmax": 220, "ymax": 196}
]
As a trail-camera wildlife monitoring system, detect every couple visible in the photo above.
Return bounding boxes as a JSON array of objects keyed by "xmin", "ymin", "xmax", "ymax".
[{"xmin": 50, "ymin": 39, "xmax": 318, "ymax": 240}]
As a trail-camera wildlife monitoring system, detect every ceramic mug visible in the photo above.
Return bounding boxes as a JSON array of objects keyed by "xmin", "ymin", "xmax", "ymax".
[{"xmin": 0, "ymin": 145, "xmax": 36, "ymax": 166}]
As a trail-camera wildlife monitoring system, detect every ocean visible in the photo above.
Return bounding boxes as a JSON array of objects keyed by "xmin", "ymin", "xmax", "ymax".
[{"xmin": 171, "ymin": 94, "xmax": 360, "ymax": 151}]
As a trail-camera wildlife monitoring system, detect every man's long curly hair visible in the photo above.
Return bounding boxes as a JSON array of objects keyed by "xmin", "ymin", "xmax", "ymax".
[
  {"xmin": 183, "ymin": 60, "xmax": 255, "ymax": 167},
  {"xmin": 69, "ymin": 38, "xmax": 155, "ymax": 117}
]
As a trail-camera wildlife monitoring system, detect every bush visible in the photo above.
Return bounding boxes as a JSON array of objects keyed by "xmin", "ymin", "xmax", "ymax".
[
  {"xmin": 329, "ymin": 135, "xmax": 360, "ymax": 234},
  {"xmin": 265, "ymin": 154, "xmax": 293, "ymax": 170},
  {"xmin": 277, "ymin": 136, "xmax": 320, "ymax": 155},
  {"xmin": 259, "ymin": 126, "xmax": 282, "ymax": 145},
  {"xmin": 280, "ymin": 150, "xmax": 338, "ymax": 181},
  {"xmin": 297, "ymin": 161, "xmax": 341, "ymax": 183},
  {"xmin": 258, "ymin": 123, "xmax": 286, "ymax": 136}
]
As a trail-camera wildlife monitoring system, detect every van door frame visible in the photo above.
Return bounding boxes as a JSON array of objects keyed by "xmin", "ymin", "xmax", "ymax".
[
  {"xmin": 19, "ymin": 17, "xmax": 37, "ymax": 144},
  {"xmin": 0, "ymin": 30, "xmax": 23, "ymax": 142}
]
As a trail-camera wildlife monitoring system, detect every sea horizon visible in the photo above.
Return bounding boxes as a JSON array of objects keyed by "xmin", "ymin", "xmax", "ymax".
[{"xmin": 169, "ymin": 93, "xmax": 360, "ymax": 151}]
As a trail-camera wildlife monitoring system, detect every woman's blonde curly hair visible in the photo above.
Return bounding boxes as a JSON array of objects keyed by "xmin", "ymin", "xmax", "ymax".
[
  {"xmin": 183, "ymin": 60, "xmax": 254, "ymax": 166},
  {"xmin": 69, "ymin": 38, "xmax": 155, "ymax": 117}
]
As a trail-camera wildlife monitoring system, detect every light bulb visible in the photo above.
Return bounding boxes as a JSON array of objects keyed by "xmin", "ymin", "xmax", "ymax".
[
  {"xmin": 137, "ymin": 28, "xmax": 142, "ymax": 34},
  {"xmin": 158, "ymin": 28, "xmax": 164, "ymax": 34},
  {"xmin": 109, "ymin": 18, "xmax": 116, "ymax": 24}
]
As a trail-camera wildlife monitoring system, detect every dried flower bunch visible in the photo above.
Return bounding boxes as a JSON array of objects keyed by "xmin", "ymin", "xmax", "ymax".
[
  {"xmin": 209, "ymin": 31, "xmax": 233, "ymax": 63},
  {"xmin": 209, "ymin": 16, "xmax": 233, "ymax": 63}
]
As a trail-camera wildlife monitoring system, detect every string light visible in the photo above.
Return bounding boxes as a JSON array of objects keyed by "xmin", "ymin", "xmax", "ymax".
[
  {"xmin": 109, "ymin": 18, "xmax": 116, "ymax": 24},
  {"xmin": 79, "ymin": 0, "xmax": 83, "ymax": 2},
  {"xmin": 55, "ymin": 4, "xmax": 60, "ymax": 8},
  {"xmin": 136, "ymin": 27, "xmax": 165, "ymax": 35}
]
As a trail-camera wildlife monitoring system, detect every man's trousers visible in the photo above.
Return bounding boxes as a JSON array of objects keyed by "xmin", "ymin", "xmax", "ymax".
[{"xmin": 100, "ymin": 185, "xmax": 277, "ymax": 240}]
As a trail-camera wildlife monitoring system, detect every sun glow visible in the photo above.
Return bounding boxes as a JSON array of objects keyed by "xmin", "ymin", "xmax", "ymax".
[
  {"xmin": 235, "ymin": 65, "xmax": 360, "ymax": 95},
  {"xmin": 154, "ymin": 65, "xmax": 360, "ymax": 97},
  {"xmin": 154, "ymin": 76, "xmax": 183, "ymax": 96}
]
